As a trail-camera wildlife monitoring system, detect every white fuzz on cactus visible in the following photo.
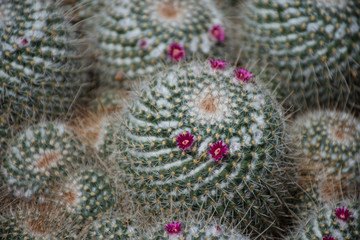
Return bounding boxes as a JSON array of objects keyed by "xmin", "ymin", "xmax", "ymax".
[
  {"xmin": 0, "ymin": 0, "xmax": 88, "ymax": 124},
  {"xmin": 0, "ymin": 122, "xmax": 87, "ymax": 198},
  {"xmin": 240, "ymin": 0, "xmax": 360, "ymax": 109},
  {"xmin": 291, "ymin": 200, "xmax": 360, "ymax": 240},
  {"xmin": 94, "ymin": 0, "xmax": 226, "ymax": 84},
  {"xmin": 111, "ymin": 60, "xmax": 292, "ymax": 236}
]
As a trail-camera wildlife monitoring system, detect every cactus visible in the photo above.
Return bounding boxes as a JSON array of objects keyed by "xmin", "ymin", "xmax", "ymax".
[
  {"xmin": 112, "ymin": 60, "xmax": 292, "ymax": 237},
  {"xmin": 55, "ymin": 167, "xmax": 115, "ymax": 221},
  {"xmin": 291, "ymin": 200, "xmax": 360, "ymax": 240},
  {"xmin": 0, "ymin": 201, "xmax": 79, "ymax": 240},
  {"xmin": 291, "ymin": 110, "xmax": 360, "ymax": 201},
  {"xmin": 0, "ymin": 122, "xmax": 87, "ymax": 198},
  {"xmin": 240, "ymin": 0, "xmax": 360, "ymax": 110},
  {"xmin": 77, "ymin": 0, "xmax": 107, "ymax": 19},
  {"xmin": 94, "ymin": 0, "xmax": 226, "ymax": 85},
  {"xmin": 90, "ymin": 88, "xmax": 131, "ymax": 114},
  {"xmin": 85, "ymin": 215, "xmax": 137, "ymax": 239},
  {"xmin": 0, "ymin": 0, "xmax": 87, "ymax": 125},
  {"xmin": 149, "ymin": 220, "xmax": 249, "ymax": 240}
]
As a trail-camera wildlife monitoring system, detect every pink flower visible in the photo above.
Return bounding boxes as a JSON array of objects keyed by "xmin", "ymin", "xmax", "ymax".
[
  {"xmin": 323, "ymin": 236, "xmax": 335, "ymax": 240},
  {"xmin": 15, "ymin": 37, "xmax": 30, "ymax": 48},
  {"xmin": 138, "ymin": 39, "xmax": 149, "ymax": 49},
  {"xmin": 234, "ymin": 68, "xmax": 254, "ymax": 83},
  {"xmin": 209, "ymin": 59, "xmax": 227, "ymax": 70},
  {"xmin": 210, "ymin": 24, "xmax": 225, "ymax": 43},
  {"xmin": 165, "ymin": 222, "xmax": 182, "ymax": 235},
  {"xmin": 176, "ymin": 132, "xmax": 194, "ymax": 150},
  {"xmin": 168, "ymin": 42, "xmax": 186, "ymax": 62},
  {"xmin": 209, "ymin": 140, "xmax": 228, "ymax": 161},
  {"xmin": 335, "ymin": 206, "xmax": 352, "ymax": 222}
]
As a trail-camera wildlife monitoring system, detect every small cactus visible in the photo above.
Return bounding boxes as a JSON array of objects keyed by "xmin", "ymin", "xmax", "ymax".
[
  {"xmin": 93, "ymin": 0, "xmax": 226, "ymax": 85},
  {"xmin": 291, "ymin": 200, "xmax": 360, "ymax": 240},
  {"xmin": 1, "ymin": 122, "xmax": 86, "ymax": 198},
  {"xmin": 240, "ymin": 0, "xmax": 360, "ymax": 110},
  {"xmin": 112, "ymin": 60, "xmax": 292, "ymax": 236},
  {"xmin": 0, "ymin": 0, "xmax": 88, "ymax": 124}
]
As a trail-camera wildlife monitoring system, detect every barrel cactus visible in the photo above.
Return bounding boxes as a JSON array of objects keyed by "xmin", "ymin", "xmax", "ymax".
[
  {"xmin": 0, "ymin": 122, "xmax": 86, "ymax": 198},
  {"xmin": 112, "ymin": 60, "xmax": 292, "ymax": 236},
  {"xmin": 291, "ymin": 110, "xmax": 360, "ymax": 203},
  {"xmin": 0, "ymin": 0, "xmax": 87, "ymax": 125},
  {"xmin": 240, "ymin": 0, "xmax": 360, "ymax": 110},
  {"xmin": 291, "ymin": 200, "xmax": 360, "ymax": 240},
  {"xmin": 94, "ymin": 0, "xmax": 226, "ymax": 85}
]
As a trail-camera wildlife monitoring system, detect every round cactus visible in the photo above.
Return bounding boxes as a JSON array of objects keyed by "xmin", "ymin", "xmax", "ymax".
[
  {"xmin": 85, "ymin": 215, "xmax": 137, "ymax": 239},
  {"xmin": 0, "ymin": 122, "xmax": 86, "ymax": 198},
  {"xmin": 291, "ymin": 110, "xmax": 360, "ymax": 201},
  {"xmin": 55, "ymin": 167, "xmax": 115, "ymax": 221},
  {"xmin": 77, "ymin": 0, "xmax": 106, "ymax": 19},
  {"xmin": 0, "ymin": 0, "xmax": 88, "ymax": 124},
  {"xmin": 0, "ymin": 202, "xmax": 78, "ymax": 240},
  {"xmin": 240, "ymin": 0, "xmax": 360, "ymax": 110},
  {"xmin": 291, "ymin": 200, "xmax": 360, "ymax": 240},
  {"xmin": 112, "ymin": 60, "xmax": 292, "ymax": 236},
  {"xmin": 94, "ymin": 0, "xmax": 226, "ymax": 85},
  {"xmin": 149, "ymin": 220, "xmax": 249, "ymax": 240}
]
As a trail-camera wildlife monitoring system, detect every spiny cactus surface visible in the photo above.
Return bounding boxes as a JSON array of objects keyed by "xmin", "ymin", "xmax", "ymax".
[
  {"xmin": 0, "ymin": 0, "xmax": 87, "ymax": 124},
  {"xmin": 112, "ymin": 60, "xmax": 291, "ymax": 236},
  {"xmin": 94, "ymin": 0, "xmax": 225, "ymax": 84},
  {"xmin": 241, "ymin": 0, "xmax": 360, "ymax": 109},
  {"xmin": 86, "ymin": 216, "xmax": 137, "ymax": 239},
  {"xmin": 292, "ymin": 200, "xmax": 360, "ymax": 240},
  {"xmin": 0, "ymin": 122, "xmax": 86, "ymax": 198}
]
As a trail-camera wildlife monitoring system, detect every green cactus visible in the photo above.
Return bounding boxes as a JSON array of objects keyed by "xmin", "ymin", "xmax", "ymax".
[
  {"xmin": 94, "ymin": 0, "xmax": 226, "ymax": 85},
  {"xmin": 55, "ymin": 167, "xmax": 115, "ymax": 221},
  {"xmin": 149, "ymin": 220, "xmax": 249, "ymax": 240},
  {"xmin": 291, "ymin": 110, "xmax": 360, "ymax": 199},
  {"xmin": 240, "ymin": 0, "xmax": 360, "ymax": 110},
  {"xmin": 0, "ymin": 201, "xmax": 78, "ymax": 240},
  {"xmin": 0, "ymin": 0, "xmax": 87, "ymax": 125},
  {"xmin": 86, "ymin": 215, "xmax": 137, "ymax": 239},
  {"xmin": 78, "ymin": 0, "xmax": 106, "ymax": 19},
  {"xmin": 291, "ymin": 200, "xmax": 360, "ymax": 240},
  {"xmin": 112, "ymin": 60, "xmax": 292, "ymax": 237},
  {"xmin": 0, "ymin": 122, "xmax": 86, "ymax": 198}
]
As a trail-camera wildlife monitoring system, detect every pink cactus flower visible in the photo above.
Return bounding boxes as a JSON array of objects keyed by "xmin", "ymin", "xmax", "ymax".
[
  {"xmin": 138, "ymin": 39, "xmax": 149, "ymax": 49},
  {"xmin": 322, "ymin": 235, "xmax": 335, "ymax": 240},
  {"xmin": 176, "ymin": 132, "xmax": 194, "ymax": 150},
  {"xmin": 209, "ymin": 59, "xmax": 227, "ymax": 70},
  {"xmin": 168, "ymin": 42, "xmax": 185, "ymax": 62},
  {"xmin": 209, "ymin": 140, "xmax": 228, "ymax": 161},
  {"xmin": 234, "ymin": 68, "xmax": 254, "ymax": 83},
  {"xmin": 210, "ymin": 24, "xmax": 225, "ymax": 43},
  {"xmin": 335, "ymin": 206, "xmax": 352, "ymax": 222},
  {"xmin": 165, "ymin": 222, "xmax": 182, "ymax": 235},
  {"xmin": 15, "ymin": 37, "xmax": 30, "ymax": 48}
]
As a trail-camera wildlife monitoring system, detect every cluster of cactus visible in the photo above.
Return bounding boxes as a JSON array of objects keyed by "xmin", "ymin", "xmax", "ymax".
[
  {"xmin": 240, "ymin": 0, "xmax": 360, "ymax": 109},
  {"xmin": 0, "ymin": 0, "xmax": 87, "ymax": 126},
  {"xmin": 111, "ymin": 60, "xmax": 292, "ymax": 236},
  {"xmin": 93, "ymin": 0, "xmax": 226, "ymax": 85}
]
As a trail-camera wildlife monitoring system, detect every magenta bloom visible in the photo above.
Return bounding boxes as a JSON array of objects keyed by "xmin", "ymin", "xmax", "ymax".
[
  {"xmin": 209, "ymin": 59, "xmax": 227, "ymax": 70},
  {"xmin": 210, "ymin": 24, "xmax": 225, "ymax": 43},
  {"xmin": 168, "ymin": 42, "xmax": 186, "ymax": 62},
  {"xmin": 176, "ymin": 132, "xmax": 194, "ymax": 150},
  {"xmin": 138, "ymin": 39, "xmax": 149, "ymax": 49},
  {"xmin": 234, "ymin": 68, "xmax": 254, "ymax": 83},
  {"xmin": 335, "ymin": 206, "xmax": 352, "ymax": 222},
  {"xmin": 209, "ymin": 140, "xmax": 228, "ymax": 161},
  {"xmin": 15, "ymin": 37, "xmax": 30, "ymax": 48},
  {"xmin": 165, "ymin": 222, "xmax": 182, "ymax": 235},
  {"xmin": 323, "ymin": 236, "xmax": 335, "ymax": 240}
]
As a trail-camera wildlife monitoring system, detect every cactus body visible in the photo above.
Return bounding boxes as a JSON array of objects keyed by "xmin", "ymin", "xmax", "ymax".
[
  {"xmin": 86, "ymin": 216, "xmax": 137, "ymax": 239},
  {"xmin": 0, "ymin": 0, "xmax": 87, "ymax": 124},
  {"xmin": 241, "ymin": 0, "xmax": 360, "ymax": 109},
  {"xmin": 94, "ymin": 0, "xmax": 225, "ymax": 84},
  {"xmin": 112, "ymin": 61, "xmax": 291, "ymax": 236},
  {"xmin": 1, "ymin": 122, "xmax": 86, "ymax": 198},
  {"xmin": 292, "ymin": 200, "xmax": 360, "ymax": 240}
]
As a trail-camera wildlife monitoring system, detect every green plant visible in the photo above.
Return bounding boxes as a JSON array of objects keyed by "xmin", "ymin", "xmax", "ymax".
[
  {"xmin": 240, "ymin": 0, "xmax": 360, "ymax": 110},
  {"xmin": 112, "ymin": 60, "xmax": 292, "ymax": 237}
]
